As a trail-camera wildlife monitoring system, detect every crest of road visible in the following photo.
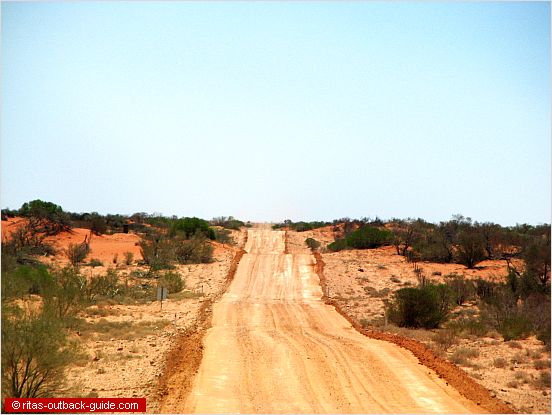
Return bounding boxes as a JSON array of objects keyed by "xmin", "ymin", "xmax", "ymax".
[{"xmin": 179, "ymin": 227, "xmax": 481, "ymax": 413}]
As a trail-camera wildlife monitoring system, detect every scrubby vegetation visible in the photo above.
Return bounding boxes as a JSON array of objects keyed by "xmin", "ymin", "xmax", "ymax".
[
  {"xmin": 328, "ymin": 226, "xmax": 392, "ymax": 251},
  {"xmin": 139, "ymin": 230, "xmax": 213, "ymax": 270},
  {"xmin": 2, "ymin": 306, "xmax": 76, "ymax": 398},
  {"xmin": 387, "ymin": 283, "xmax": 453, "ymax": 329},
  {"xmin": 1, "ymin": 200, "xmax": 231, "ymax": 399},
  {"xmin": 1, "ymin": 250, "xmax": 188, "ymax": 398},
  {"xmin": 390, "ymin": 215, "xmax": 550, "ymax": 270},
  {"xmin": 305, "ymin": 237, "xmax": 321, "ymax": 250},
  {"xmin": 211, "ymin": 216, "xmax": 246, "ymax": 230},
  {"xmin": 272, "ymin": 220, "xmax": 330, "ymax": 231},
  {"xmin": 384, "ymin": 269, "xmax": 550, "ymax": 342},
  {"xmin": 18, "ymin": 200, "xmax": 72, "ymax": 236}
]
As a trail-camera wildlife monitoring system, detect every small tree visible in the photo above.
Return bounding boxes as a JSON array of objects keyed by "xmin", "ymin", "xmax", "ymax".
[
  {"xmin": 522, "ymin": 233, "xmax": 551, "ymax": 287},
  {"xmin": 89, "ymin": 213, "xmax": 107, "ymax": 236},
  {"xmin": 444, "ymin": 274, "xmax": 475, "ymax": 305},
  {"xmin": 44, "ymin": 266, "xmax": 86, "ymax": 318},
  {"xmin": 19, "ymin": 200, "xmax": 71, "ymax": 236},
  {"xmin": 175, "ymin": 233, "xmax": 213, "ymax": 264},
  {"xmin": 2, "ymin": 308, "xmax": 74, "ymax": 398},
  {"xmin": 456, "ymin": 228, "xmax": 486, "ymax": 269}
]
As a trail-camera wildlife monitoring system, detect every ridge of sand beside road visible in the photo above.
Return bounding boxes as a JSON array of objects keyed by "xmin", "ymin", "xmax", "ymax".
[{"xmin": 161, "ymin": 228, "xmax": 494, "ymax": 413}]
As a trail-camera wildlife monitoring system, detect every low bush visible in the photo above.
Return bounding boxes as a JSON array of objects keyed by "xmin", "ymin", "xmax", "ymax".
[
  {"xmin": 497, "ymin": 315, "xmax": 533, "ymax": 341},
  {"xmin": 387, "ymin": 284, "xmax": 453, "ymax": 329},
  {"xmin": 65, "ymin": 242, "xmax": 90, "ymax": 265},
  {"xmin": 448, "ymin": 318, "xmax": 488, "ymax": 337},
  {"xmin": 534, "ymin": 371, "xmax": 551, "ymax": 389},
  {"xmin": 451, "ymin": 347, "xmax": 479, "ymax": 365},
  {"xmin": 2, "ymin": 224, "xmax": 56, "ymax": 264},
  {"xmin": 213, "ymin": 228, "xmax": 234, "ymax": 245},
  {"xmin": 170, "ymin": 217, "xmax": 215, "ymax": 240},
  {"xmin": 44, "ymin": 266, "xmax": 87, "ymax": 318},
  {"xmin": 444, "ymin": 274, "xmax": 475, "ymax": 305},
  {"xmin": 533, "ymin": 359, "xmax": 550, "ymax": 370},
  {"xmin": 158, "ymin": 271, "xmax": 185, "ymax": 294},
  {"xmin": 2, "ymin": 264, "xmax": 53, "ymax": 299},
  {"xmin": 139, "ymin": 233, "xmax": 176, "ymax": 270},
  {"xmin": 211, "ymin": 216, "xmax": 244, "ymax": 230},
  {"xmin": 175, "ymin": 234, "xmax": 213, "ymax": 264},
  {"xmin": 433, "ymin": 329, "xmax": 458, "ymax": 351},
  {"xmin": 305, "ymin": 238, "xmax": 321, "ymax": 250},
  {"xmin": 86, "ymin": 259, "xmax": 103, "ymax": 267},
  {"xmin": 346, "ymin": 226, "xmax": 392, "ymax": 249},
  {"xmin": 85, "ymin": 269, "xmax": 120, "ymax": 302},
  {"xmin": 1, "ymin": 307, "xmax": 75, "ymax": 398},
  {"xmin": 327, "ymin": 239, "xmax": 348, "ymax": 252}
]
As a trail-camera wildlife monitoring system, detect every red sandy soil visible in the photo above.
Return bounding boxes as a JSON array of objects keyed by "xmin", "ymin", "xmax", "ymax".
[{"xmin": 2, "ymin": 217, "xmax": 142, "ymax": 265}]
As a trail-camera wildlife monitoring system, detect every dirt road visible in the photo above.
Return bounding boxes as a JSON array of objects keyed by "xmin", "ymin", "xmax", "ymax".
[{"xmin": 174, "ymin": 228, "xmax": 483, "ymax": 413}]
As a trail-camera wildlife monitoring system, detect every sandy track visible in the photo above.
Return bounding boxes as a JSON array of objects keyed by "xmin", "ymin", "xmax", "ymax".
[{"xmin": 176, "ymin": 228, "xmax": 483, "ymax": 413}]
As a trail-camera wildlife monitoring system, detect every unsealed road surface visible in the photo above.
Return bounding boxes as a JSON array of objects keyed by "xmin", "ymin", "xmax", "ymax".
[{"xmin": 176, "ymin": 228, "xmax": 481, "ymax": 413}]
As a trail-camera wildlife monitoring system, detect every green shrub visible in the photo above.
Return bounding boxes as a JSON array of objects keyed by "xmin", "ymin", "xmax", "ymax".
[
  {"xmin": 498, "ymin": 315, "xmax": 533, "ymax": 341},
  {"xmin": 170, "ymin": 217, "xmax": 215, "ymax": 240},
  {"xmin": 88, "ymin": 213, "xmax": 107, "ymax": 235},
  {"xmin": 413, "ymin": 236, "xmax": 452, "ymax": 263},
  {"xmin": 174, "ymin": 234, "xmax": 213, "ymax": 264},
  {"xmin": 387, "ymin": 284, "xmax": 453, "ymax": 329},
  {"xmin": 44, "ymin": 266, "xmax": 87, "ymax": 318},
  {"xmin": 327, "ymin": 239, "xmax": 348, "ymax": 252},
  {"xmin": 158, "ymin": 271, "xmax": 185, "ymax": 293},
  {"xmin": 345, "ymin": 226, "xmax": 392, "ymax": 249},
  {"xmin": 305, "ymin": 238, "xmax": 321, "ymax": 250},
  {"xmin": 19, "ymin": 199, "xmax": 72, "ymax": 236},
  {"xmin": 138, "ymin": 233, "xmax": 176, "ymax": 270},
  {"xmin": 211, "ymin": 216, "xmax": 244, "ymax": 230},
  {"xmin": 86, "ymin": 259, "xmax": 103, "ymax": 267},
  {"xmin": 448, "ymin": 318, "xmax": 488, "ymax": 337},
  {"xmin": 2, "ymin": 224, "xmax": 56, "ymax": 264},
  {"xmin": 213, "ymin": 228, "xmax": 234, "ymax": 244},
  {"xmin": 65, "ymin": 242, "xmax": 90, "ymax": 265},
  {"xmin": 1, "ymin": 307, "xmax": 75, "ymax": 398},
  {"xmin": 444, "ymin": 274, "xmax": 475, "ymax": 305},
  {"xmin": 86, "ymin": 269, "xmax": 120, "ymax": 301},
  {"xmin": 1, "ymin": 265, "xmax": 53, "ymax": 299},
  {"xmin": 455, "ymin": 228, "xmax": 486, "ymax": 268}
]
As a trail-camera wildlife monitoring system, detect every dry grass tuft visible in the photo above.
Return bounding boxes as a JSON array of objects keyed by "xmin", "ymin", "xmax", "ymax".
[
  {"xmin": 493, "ymin": 357, "xmax": 507, "ymax": 368},
  {"xmin": 507, "ymin": 341, "xmax": 523, "ymax": 349},
  {"xmin": 533, "ymin": 360, "xmax": 551, "ymax": 370},
  {"xmin": 450, "ymin": 347, "xmax": 479, "ymax": 365}
]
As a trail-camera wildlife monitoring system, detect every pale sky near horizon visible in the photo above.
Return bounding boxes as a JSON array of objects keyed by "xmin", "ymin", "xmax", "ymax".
[{"xmin": 1, "ymin": 1, "xmax": 550, "ymax": 225}]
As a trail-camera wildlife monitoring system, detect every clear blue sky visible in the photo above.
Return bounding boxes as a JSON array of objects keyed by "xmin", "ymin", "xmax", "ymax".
[{"xmin": 2, "ymin": 1, "xmax": 550, "ymax": 225}]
